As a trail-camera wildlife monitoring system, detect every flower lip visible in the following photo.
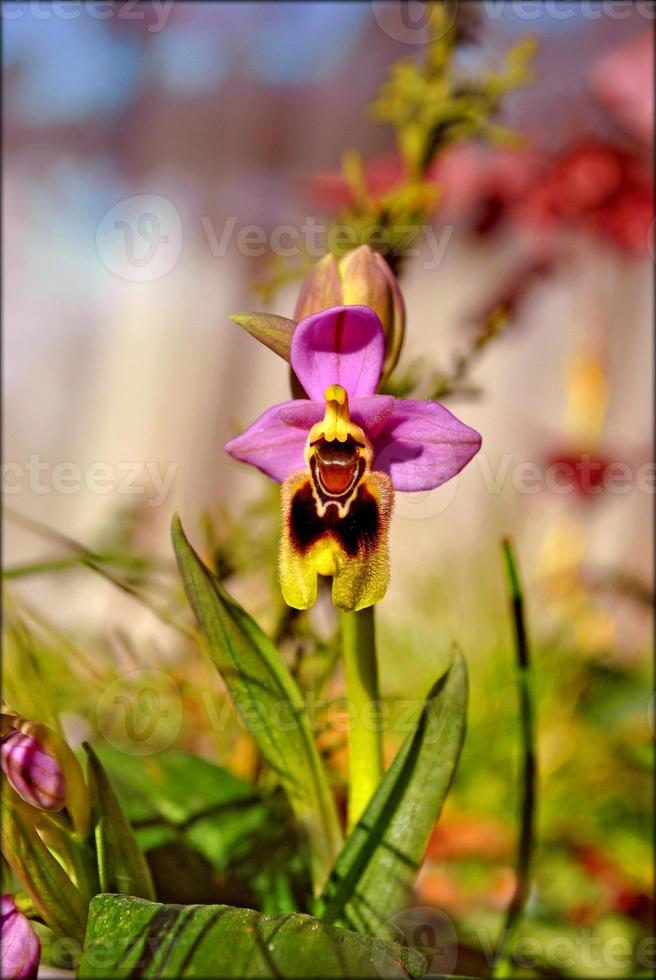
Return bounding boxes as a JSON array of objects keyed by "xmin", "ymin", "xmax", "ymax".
[
  {"xmin": 306, "ymin": 385, "xmax": 370, "ymax": 514},
  {"xmin": 312, "ymin": 436, "xmax": 364, "ymax": 497}
]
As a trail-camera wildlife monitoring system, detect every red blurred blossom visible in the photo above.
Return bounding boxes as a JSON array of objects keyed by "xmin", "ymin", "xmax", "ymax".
[
  {"xmin": 543, "ymin": 450, "xmax": 613, "ymax": 498},
  {"xmin": 431, "ymin": 143, "xmax": 544, "ymax": 234},
  {"xmin": 591, "ymin": 30, "xmax": 654, "ymax": 146},
  {"xmin": 516, "ymin": 143, "xmax": 653, "ymax": 255},
  {"xmin": 305, "ymin": 144, "xmax": 544, "ymax": 235},
  {"xmin": 572, "ymin": 846, "xmax": 654, "ymax": 928},
  {"xmin": 306, "ymin": 140, "xmax": 652, "ymax": 256},
  {"xmin": 307, "ymin": 154, "xmax": 408, "ymax": 211}
]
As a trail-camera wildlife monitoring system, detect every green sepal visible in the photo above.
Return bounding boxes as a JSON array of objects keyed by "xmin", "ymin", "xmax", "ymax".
[{"xmin": 229, "ymin": 312, "xmax": 296, "ymax": 360}]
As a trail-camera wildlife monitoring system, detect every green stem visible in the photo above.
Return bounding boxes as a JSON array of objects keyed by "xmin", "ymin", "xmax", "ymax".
[
  {"xmin": 341, "ymin": 606, "xmax": 384, "ymax": 832},
  {"xmin": 494, "ymin": 538, "xmax": 537, "ymax": 977}
]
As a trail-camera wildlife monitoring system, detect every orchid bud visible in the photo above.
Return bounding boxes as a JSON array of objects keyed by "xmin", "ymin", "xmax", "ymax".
[
  {"xmin": 293, "ymin": 252, "xmax": 342, "ymax": 322},
  {"xmin": 1, "ymin": 895, "xmax": 41, "ymax": 980},
  {"xmin": 294, "ymin": 246, "xmax": 405, "ymax": 379},
  {"xmin": 1, "ymin": 729, "xmax": 66, "ymax": 812},
  {"xmin": 1, "ymin": 710, "xmax": 89, "ymax": 834},
  {"xmin": 338, "ymin": 246, "xmax": 405, "ymax": 378}
]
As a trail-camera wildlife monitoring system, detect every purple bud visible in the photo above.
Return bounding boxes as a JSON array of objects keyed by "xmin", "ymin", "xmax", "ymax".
[
  {"xmin": 1, "ymin": 895, "xmax": 40, "ymax": 980},
  {"xmin": 1, "ymin": 730, "xmax": 67, "ymax": 812}
]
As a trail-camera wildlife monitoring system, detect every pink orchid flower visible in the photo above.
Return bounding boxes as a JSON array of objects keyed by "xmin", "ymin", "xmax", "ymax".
[{"xmin": 225, "ymin": 305, "xmax": 481, "ymax": 611}]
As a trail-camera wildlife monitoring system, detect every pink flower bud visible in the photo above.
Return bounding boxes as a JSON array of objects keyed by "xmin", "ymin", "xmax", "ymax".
[
  {"xmin": 293, "ymin": 246, "xmax": 405, "ymax": 379},
  {"xmin": 1, "ymin": 730, "xmax": 67, "ymax": 812},
  {"xmin": 1, "ymin": 895, "xmax": 40, "ymax": 980},
  {"xmin": 338, "ymin": 246, "xmax": 405, "ymax": 377}
]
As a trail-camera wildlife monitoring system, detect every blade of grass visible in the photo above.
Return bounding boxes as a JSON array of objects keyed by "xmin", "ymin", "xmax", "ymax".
[
  {"xmin": 494, "ymin": 538, "xmax": 537, "ymax": 977},
  {"xmin": 4, "ymin": 507, "xmax": 192, "ymax": 638}
]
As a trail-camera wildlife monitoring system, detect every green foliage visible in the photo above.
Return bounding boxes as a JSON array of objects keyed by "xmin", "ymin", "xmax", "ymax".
[
  {"xmin": 318, "ymin": 651, "xmax": 467, "ymax": 937},
  {"xmin": 79, "ymin": 894, "xmax": 429, "ymax": 979},
  {"xmin": 84, "ymin": 743, "xmax": 155, "ymax": 901},
  {"xmin": 92, "ymin": 745, "xmax": 310, "ymax": 914},
  {"xmin": 171, "ymin": 514, "xmax": 342, "ymax": 896},
  {"xmin": 258, "ymin": 0, "xmax": 535, "ymax": 313},
  {"xmin": 1, "ymin": 798, "xmax": 87, "ymax": 943},
  {"xmin": 373, "ymin": 7, "xmax": 535, "ymax": 176}
]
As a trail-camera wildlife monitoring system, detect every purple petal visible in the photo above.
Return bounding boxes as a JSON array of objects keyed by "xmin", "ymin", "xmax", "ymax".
[
  {"xmin": 278, "ymin": 401, "xmax": 324, "ymax": 429},
  {"xmin": 290, "ymin": 305, "xmax": 385, "ymax": 401},
  {"xmin": 1, "ymin": 731, "xmax": 66, "ymax": 812},
  {"xmin": 1, "ymin": 895, "xmax": 41, "ymax": 980},
  {"xmin": 351, "ymin": 395, "xmax": 397, "ymax": 437},
  {"xmin": 225, "ymin": 401, "xmax": 310, "ymax": 483},
  {"xmin": 373, "ymin": 400, "xmax": 482, "ymax": 491}
]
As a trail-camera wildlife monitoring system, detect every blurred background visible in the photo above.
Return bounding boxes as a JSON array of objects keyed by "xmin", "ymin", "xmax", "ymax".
[{"xmin": 3, "ymin": 2, "xmax": 653, "ymax": 977}]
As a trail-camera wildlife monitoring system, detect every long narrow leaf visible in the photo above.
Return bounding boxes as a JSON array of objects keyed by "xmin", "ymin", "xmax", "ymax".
[
  {"xmin": 171, "ymin": 515, "xmax": 342, "ymax": 894},
  {"xmin": 84, "ymin": 743, "xmax": 155, "ymax": 901},
  {"xmin": 2, "ymin": 798, "xmax": 87, "ymax": 942},
  {"xmin": 493, "ymin": 539, "xmax": 537, "ymax": 976},
  {"xmin": 318, "ymin": 650, "xmax": 467, "ymax": 937}
]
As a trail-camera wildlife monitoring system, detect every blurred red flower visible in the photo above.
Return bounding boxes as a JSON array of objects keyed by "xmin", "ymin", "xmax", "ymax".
[
  {"xmin": 591, "ymin": 30, "xmax": 654, "ymax": 146},
  {"xmin": 516, "ymin": 143, "xmax": 653, "ymax": 256}
]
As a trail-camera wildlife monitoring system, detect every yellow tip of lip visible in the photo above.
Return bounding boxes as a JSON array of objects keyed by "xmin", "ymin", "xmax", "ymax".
[
  {"xmin": 307, "ymin": 382, "xmax": 368, "ymax": 449},
  {"xmin": 324, "ymin": 384, "xmax": 347, "ymax": 405}
]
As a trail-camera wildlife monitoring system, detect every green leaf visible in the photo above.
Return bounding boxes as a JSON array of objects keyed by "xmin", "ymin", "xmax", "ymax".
[
  {"xmin": 318, "ymin": 651, "xmax": 467, "ymax": 937},
  {"xmin": 171, "ymin": 516, "xmax": 342, "ymax": 895},
  {"xmin": 79, "ymin": 894, "xmax": 427, "ymax": 978},
  {"xmin": 84, "ymin": 743, "xmax": 155, "ymax": 901},
  {"xmin": 230, "ymin": 312, "xmax": 296, "ymax": 360},
  {"xmin": 1, "ymin": 797, "xmax": 87, "ymax": 943},
  {"xmin": 90, "ymin": 745, "xmax": 257, "ymax": 828},
  {"xmin": 90, "ymin": 746, "xmax": 307, "ymax": 911}
]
